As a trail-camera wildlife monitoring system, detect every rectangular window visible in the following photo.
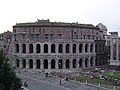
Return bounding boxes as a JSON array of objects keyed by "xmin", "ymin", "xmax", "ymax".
[{"xmin": 44, "ymin": 34, "xmax": 48, "ymax": 39}]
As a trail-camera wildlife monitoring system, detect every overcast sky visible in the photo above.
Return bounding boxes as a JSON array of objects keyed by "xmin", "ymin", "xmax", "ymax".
[{"xmin": 0, "ymin": 0, "xmax": 120, "ymax": 34}]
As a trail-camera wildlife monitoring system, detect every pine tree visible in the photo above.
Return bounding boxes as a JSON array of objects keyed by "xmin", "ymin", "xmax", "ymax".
[{"xmin": 0, "ymin": 50, "xmax": 22, "ymax": 90}]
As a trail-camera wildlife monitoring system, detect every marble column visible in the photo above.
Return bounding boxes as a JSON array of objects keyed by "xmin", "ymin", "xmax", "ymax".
[
  {"xmin": 116, "ymin": 38, "xmax": 119, "ymax": 60},
  {"xmin": 110, "ymin": 39, "xmax": 113, "ymax": 60}
]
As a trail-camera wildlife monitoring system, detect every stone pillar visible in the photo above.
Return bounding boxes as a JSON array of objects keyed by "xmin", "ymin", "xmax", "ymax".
[
  {"xmin": 33, "ymin": 59, "xmax": 36, "ymax": 69},
  {"xmin": 63, "ymin": 60, "xmax": 66, "ymax": 69},
  {"xmin": 88, "ymin": 43, "xmax": 90, "ymax": 53},
  {"xmin": 88, "ymin": 57, "xmax": 91, "ymax": 68},
  {"xmin": 41, "ymin": 59, "xmax": 44, "ymax": 69},
  {"xmin": 76, "ymin": 44, "xmax": 79, "ymax": 54},
  {"xmin": 19, "ymin": 60, "xmax": 22, "ymax": 69},
  {"xmin": 70, "ymin": 43, "xmax": 72, "ymax": 54},
  {"xmin": 83, "ymin": 43, "xmax": 85, "ymax": 53},
  {"xmin": 93, "ymin": 43, "xmax": 95, "ymax": 53},
  {"xmin": 48, "ymin": 43, "xmax": 51, "ymax": 53},
  {"xmin": 63, "ymin": 44, "xmax": 66, "ymax": 54},
  {"xmin": 41, "ymin": 43, "xmax": 43, "ymax": 54},
  {"xmin": 48, "ymin": 60, "xmax": 51, "ymax": 70},
  {"xmin": 110, "ymin": 39, "xmax": 113, "ymax": 60},
  {"xmin": 26, "ymin": 43, "xmax": 29, "ymax": 54},
  {"xmin": 70, "ymin": 59, "xmax": 72, "ymax": 69},
  {"xmin": 19, "ymin": 43, "xmax": 22, "ymax": 54},
  {"xmin": 26, "ymin": 59, "xmax": 29, "ymax": 69},
  {"xmin": 76, "ymin": 58, "xmax": 79, "ymax": 69},
  {"xmin": 116, "ymin": 38, "xmax": 119, "ymax": 60},
  {"xmin": 82, "ymin": 58, "xmax": 85, "ymax": 69},
  {"xmin": 56, "ymin": 59, "xmax": 59, "ymax": 69},
  {"xmin": 56, "ymin": 44, "xmax": 58, "ymax": 54},
  {"xmin": 93, "ymin": 56, "xmax": 96, "ymax": 67},
  {"xmin": 33, "ymin": 43, "xmax": 36, "ymax": 54}
]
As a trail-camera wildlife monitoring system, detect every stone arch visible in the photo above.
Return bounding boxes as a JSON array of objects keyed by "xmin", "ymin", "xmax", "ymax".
[
  {"xmin": 73, "ymin": 44, "xmax": 76, "ymax": 53},
  {"xmin": 90, "ymin": 44, "xmax": 93, "ymax": 52},
  {"xmin": 66, "ymin": 44, "xmax": 70, "ymax": 53},
  {"xmin": 36, "ymin": 44, "xmax": 41, "ymax": 54},
  {"xmin": 79, "ymin": 44, "xmax": 83, "ymax": 53},
  {"xmin": 66, "ymin": 59, "xmax": 70, "ymax": 69},
  {"xmin": 15, "ymin": 44, "xmax": 19, "ymax": 53},
  {"xmin": 51, "ymin": 44, "xmax": 56, "ymax": 53},
  {"xmin": 16, "ymin": 59, "xmax": 20, "ymax": 67},
  {"xmin": 79, "ymin": 58, "xmax": 82, "ymax": 68},
  {"xmin": 90, "ymin": 57, "xmax": 93, "ymax": 67},
  {"xmin": 44, "ymin": 59, "xmax": 48, "ymax": 69},
  {"xmin": 22, "ymin": 44, "xmax": 26, "ymax": 53},
  {"xmin": 85, "ymin": 58, "xmax": 88, "ymax": 67},
  {"xmin": 73, "ymin": 59, "xmax": 76, "ymax": 68},
  {"xmin": 58, "ymin": 59, "xmax": 63, "ymax": 69},
  {"xmin": 29, "ymin": 59, "xmax": 33, "ymax": 69},
  {"xmin": 44, "ymin": 44, "xmax": 48, "ymax": 53},
  {"xmin": 22, "ymin": 59, "xmax": 26, "ymax": 68},
  {"xmin": 51, "ymin": 59, "xmax": 56, "ymax": 69},
  {"xmin": 85, "ymin": 44, "xmax": 88, "ymax": 53},
  {"xmin": 29, "ymin": 44, "xmax": 33, "ymax": 53},
  {"xmin": 58, "ymin": 44, "xmax": 63, "ymax": 53},
  {"xmin": 36, "ymin": 59, "xmax": 40, "ymax": 69}
]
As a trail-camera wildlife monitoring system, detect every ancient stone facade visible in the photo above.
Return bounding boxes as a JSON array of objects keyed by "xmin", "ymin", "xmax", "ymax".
[{"xmin": 9, "ymin": 19, "xmax": 107, "ymax": 71}]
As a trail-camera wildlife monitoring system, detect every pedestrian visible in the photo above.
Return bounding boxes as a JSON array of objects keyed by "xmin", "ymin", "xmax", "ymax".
[{"xmin": 24, "ymin": 80, "xmax": 28, "ymax": 87}]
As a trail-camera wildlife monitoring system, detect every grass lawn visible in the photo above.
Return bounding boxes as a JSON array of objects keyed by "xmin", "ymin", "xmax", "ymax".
[
  {"xmin": 70, "ymin": 76, "xmax": 116, "ymax": 86},
  {"xmin": 103, "ymin": 70, "xmax": 120, "ymax": 79}
]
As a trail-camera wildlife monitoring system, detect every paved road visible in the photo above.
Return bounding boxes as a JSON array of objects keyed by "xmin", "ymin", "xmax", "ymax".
[
  {"xmin": 17, "ymin": 74, "xmax": 72, "ymax": 90},
  {"xmin": 17, "ymin": 70, "xmax": 109, "ymax": 90}
]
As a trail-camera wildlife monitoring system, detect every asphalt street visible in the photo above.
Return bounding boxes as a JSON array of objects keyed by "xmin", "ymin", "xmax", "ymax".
[{"xmin": 17, "ymin": 74, "xmax": 72, "ymax": 90}]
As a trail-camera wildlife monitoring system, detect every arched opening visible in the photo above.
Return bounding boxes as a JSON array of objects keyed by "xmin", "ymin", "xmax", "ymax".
[
  {"xmin": 79, "ymin": 44, "xmax": 83, "ymax": 53},
  {"xmin": 73, "ymin": 59, "xmax": 76, "ymax": 68},
  {"xmin": 51, "ymin": 44, "xmax": 56, "ymax": 53},
  {"xmin": 15, "ymin": 44, "xmax": 19, "ymax": 53},
  {"xmin": 29, "ymin": 59, "xmax": 33, "ymax": 69},
  {"xmin": 58, "ymin": 44, "xmax": 63, "ymax": 53},
  {"xmin": 44, "ymin": 59, "xmax": 48, "ymax": 69},
  {"xmin": 22, "ymin": 44, "xmax": 26, "ymax": 53},
  {"xmin": 22, "ymin": 59, "xmax": 26, "ymax": 68},
  {"xmin": 51, "ymin": 59, "xmax": 55, "ymax": 69},
  {"xmin": 79, "ymin": 58, "xmax": 82, "ymax": 68},
  {"xmin": 90, "ymin": 57, "xmax": 93, "ymax": 67},
  {"xmin": 66, "ymin": 59, "xmax": 70, "ymax": 69},
  {"xmin": 36, "ymin": 59, "xmax": 40, "ymax": 69},
  {"xmin": 58, "ymin": 59, "xmax": 63, "ymax": 69},
  {"xmin": 36, "ymin": 44, "xmax": 41, "ymax": 54},
  {"xmin": 73, "ymin": 44, "xmax": 76, "ymax": 53},
  {"xmin": 16, "ymin": 59, "xmax": 19, "ymax": 67},
  {"xmin": 44, "ymin": 44, "xmax": 48, "ymax": 53},
  {"xmin": 90, "ymin": 44, "xmax": 93, "ymax": 52},
  {"xmin": 29, "ymin": 44, "xmax": 33, "ymax": 53},
  {"xmin": 85, "ymin": 58, "xmax": 88, "ymax": 67},
  {"xmin": 85, "ymin": 44, "xmax": 88, "ymax": 53},
  {"xmin": 66, "ymin": 44, "xmax": 70, "ymax": 53}
]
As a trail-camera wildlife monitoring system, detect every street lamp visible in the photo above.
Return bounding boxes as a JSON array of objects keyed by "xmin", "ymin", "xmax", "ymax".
[{"xmin": 59, "ymin": 62, "xmax": 62, "ymax": 85}]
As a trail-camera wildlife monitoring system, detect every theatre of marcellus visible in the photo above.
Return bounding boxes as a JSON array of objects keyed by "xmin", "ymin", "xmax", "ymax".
[{"xmin": 0, "ymin": 19, "xmax": 109, "ymax": 72}]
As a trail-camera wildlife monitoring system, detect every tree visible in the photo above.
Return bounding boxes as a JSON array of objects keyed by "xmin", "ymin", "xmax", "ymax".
[{"xmin": 0, "ymin": 50, "xmax": 22, "ymax": 90}]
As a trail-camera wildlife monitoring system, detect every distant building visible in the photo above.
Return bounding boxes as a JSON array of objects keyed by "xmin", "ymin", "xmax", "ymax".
[
  {"xmin": 0, "ymin": 31, "xmax": 12, "ymax": 55},
  {"xmin": 5, "ymin": 19, "xmax": 107, "ymax": 72},
  {"xmin": 97, "ymin": 23, "xmax": 120, "ymax": 66}
]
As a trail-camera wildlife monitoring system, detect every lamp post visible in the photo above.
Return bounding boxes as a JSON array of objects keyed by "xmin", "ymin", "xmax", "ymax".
[{"xmin": 59, "ymin": 62, "xmax": 62, "ymax": 85}]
